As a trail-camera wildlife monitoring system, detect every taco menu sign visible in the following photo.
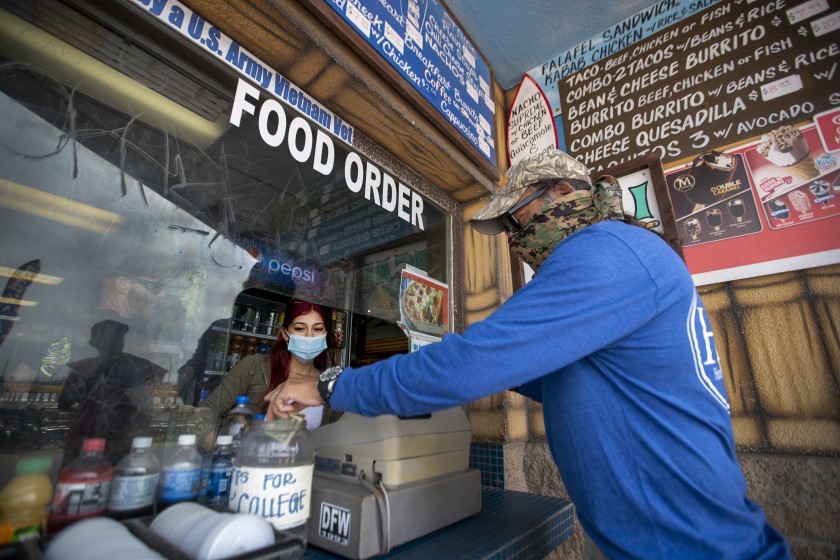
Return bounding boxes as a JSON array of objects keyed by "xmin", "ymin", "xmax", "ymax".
[{"xmin": 557, "ymin": 0, "xmax": 840, "ymax": 174}]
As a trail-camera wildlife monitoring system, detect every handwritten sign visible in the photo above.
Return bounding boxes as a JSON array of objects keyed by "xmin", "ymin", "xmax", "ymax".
[
  {"xmin": 528, "ymin": 0, "xmax": 725, "ymax": 116},
  {"xmin": 321, "ymin": 0, "xmax": 496, "ymax": 165},
  {"xmin": 507, "ymin": 75, "xmax": 558, "ymax": 165},
  {"xmin": 560, "ymin": 0, "xmax": 840, "ymax": 170},
  {"xmin": 556, "ymin": 0, "xmax": 840, "ymax": 173}
]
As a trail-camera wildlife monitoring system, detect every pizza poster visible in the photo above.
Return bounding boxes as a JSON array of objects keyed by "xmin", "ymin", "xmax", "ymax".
[
  {"xmin": 398, "ymin": 265, "xmax": 448, "ymax": 339},
  {"xmin": 665, "ymin": 122, "xmax": 840, "ymax": 286}
]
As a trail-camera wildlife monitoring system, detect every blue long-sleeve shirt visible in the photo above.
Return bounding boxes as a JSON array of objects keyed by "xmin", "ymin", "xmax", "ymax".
[{"xmin": 330, "ymin": 220, "xmax": 790, "ymax": 559}]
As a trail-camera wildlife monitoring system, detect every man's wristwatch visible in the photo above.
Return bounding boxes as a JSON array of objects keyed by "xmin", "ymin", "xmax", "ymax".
[{"xmin": 317, "ymin": 366, "xmax": 343, "ymax": 405}]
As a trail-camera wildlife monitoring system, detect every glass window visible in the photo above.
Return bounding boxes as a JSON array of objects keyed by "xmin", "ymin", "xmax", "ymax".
[{"xmin": 0, "ymin": 0, "xmax": 449, "ymax": 472}]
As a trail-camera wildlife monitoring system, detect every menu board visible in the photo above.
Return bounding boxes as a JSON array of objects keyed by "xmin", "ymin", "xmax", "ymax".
[
  {"xmin": 321, "ymin": 0, "xmax": 496, "ymax": 165},
  {"xmin": 557, "ymin": 0, "xmax": 840, "ymax": 173}
]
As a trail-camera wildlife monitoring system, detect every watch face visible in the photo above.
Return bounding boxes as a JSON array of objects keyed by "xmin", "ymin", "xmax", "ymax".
[{"xmin": 320, "ymin": 366, "xmax": 341, "ymax": 382}]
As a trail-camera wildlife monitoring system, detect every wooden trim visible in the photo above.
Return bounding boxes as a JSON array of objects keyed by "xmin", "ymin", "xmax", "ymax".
[{"xmin": 594, "ymin": 154, "xmax": 684, "ymax": 260}]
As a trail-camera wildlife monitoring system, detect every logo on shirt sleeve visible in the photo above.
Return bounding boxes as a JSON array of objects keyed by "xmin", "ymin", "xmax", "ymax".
[{"xmin": 687, "ymin": 292, "xmax": 730, "ymax": 412}]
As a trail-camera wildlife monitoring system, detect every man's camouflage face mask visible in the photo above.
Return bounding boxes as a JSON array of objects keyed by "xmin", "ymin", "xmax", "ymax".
[{"xmin": 507, "ymin": 178, "xmax": 624, "ymax": 272}]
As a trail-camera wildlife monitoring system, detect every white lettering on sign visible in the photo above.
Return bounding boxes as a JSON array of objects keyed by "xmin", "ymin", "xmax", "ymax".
[
  {"xmin": 319, "ymin": 502, "xmax": 351, "ymax": 545},
  {"xmin": 128, "ymin": 0, "xmax": 354, "ymax": 145},
  {"xmin": 229, "ymin": 79, "xmax": 425, "ymax": 230},
  {"xmin": 229, "ymin": 464, "xmax": 314, "ymax": 530},
  {"xmin": 507, "ymin": 75, "xmax": 558, "ymax": 165}
]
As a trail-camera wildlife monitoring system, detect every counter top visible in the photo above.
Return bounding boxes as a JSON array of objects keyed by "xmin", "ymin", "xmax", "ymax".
[{"xmin": 303, "ymin": 487, "xmax": 574, "ymax": 560}]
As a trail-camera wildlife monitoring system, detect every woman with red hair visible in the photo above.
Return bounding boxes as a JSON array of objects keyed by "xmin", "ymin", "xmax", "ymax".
[{"xmin": 200, "ymin": 299, "xmax": 341, "ymax": 435}]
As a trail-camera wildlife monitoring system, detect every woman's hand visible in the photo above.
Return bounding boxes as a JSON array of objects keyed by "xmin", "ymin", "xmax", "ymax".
[{"xmin": 264, "ymin": 376, "xmax": 322, "ymax": 420}]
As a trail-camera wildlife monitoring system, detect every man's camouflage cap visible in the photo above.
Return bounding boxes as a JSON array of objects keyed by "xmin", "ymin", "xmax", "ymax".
[{"xmin": 470, "ymin": 149, "xmax": 591, "ymax": 235}]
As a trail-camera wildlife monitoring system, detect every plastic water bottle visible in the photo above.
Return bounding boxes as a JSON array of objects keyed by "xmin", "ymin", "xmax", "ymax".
[
  {"xmin": 219, "ymin": 395, "xmax": 253, "ymax": 449},
  {"xmin": 48, "ymin": 438, "xmax": 113, "ymax": 532},
  {"xmin": 108, "ymin": 437, "xmax": 160, "ymax": 519},
  {"xmin": 0, "ymin": 457, "xmax": 53, "ymax": 543},
  {"xmin": 204, "ymin": 435, "xmax": 234, "ymax": 507},
  {"xmin": 228, "ymin": 416, "xmax": 314, "ymax": 549},
  {"xmin": 157, "ymin": 434, "xmax": 202, "ymax": 509}
]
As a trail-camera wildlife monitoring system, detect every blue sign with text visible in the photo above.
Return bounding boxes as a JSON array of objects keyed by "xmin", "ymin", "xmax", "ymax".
[{"xmin": 323, "ymin": 0, "xmax": 496, "ymax": 165}]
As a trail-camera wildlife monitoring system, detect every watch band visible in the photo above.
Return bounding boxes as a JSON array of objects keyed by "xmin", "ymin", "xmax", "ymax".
[{"xmin": 317, "ymin": 366, "xmax": 343, "ymax": 404}]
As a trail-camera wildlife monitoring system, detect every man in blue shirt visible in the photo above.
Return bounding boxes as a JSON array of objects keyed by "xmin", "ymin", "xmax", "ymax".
[{"xmin": 268, "ymin": 149, "xmax": 791, "ymax": 559}]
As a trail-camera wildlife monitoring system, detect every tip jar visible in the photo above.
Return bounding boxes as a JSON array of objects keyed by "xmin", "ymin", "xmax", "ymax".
[{"xmin": 228, "ymin": 415, "xmax": 314, "ymax": 551}]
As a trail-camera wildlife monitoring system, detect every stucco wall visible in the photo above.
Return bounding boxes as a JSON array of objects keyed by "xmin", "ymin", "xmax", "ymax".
[{"xmin": 503, "ymin": 443, "xmax": 840, "ymax": 559}]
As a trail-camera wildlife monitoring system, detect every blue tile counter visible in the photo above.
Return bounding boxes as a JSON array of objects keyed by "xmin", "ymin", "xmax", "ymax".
[{"xmin": 303, "ymin": 487, "xmax": 575, "ymax": 560}]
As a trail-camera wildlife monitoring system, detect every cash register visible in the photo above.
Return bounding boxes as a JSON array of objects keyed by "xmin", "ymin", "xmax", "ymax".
[{"xmin": 307, "ymin": 407, "xmax": 482, "ymax": 559}]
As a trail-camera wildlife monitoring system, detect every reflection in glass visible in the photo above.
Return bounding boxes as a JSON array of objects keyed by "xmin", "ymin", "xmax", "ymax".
[{"xmin": 0, "ymin": 2, "xmax": 449, "ymax": 463}]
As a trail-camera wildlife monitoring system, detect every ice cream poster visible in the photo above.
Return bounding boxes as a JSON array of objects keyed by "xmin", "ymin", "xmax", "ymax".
[
  {"xmin": 665, "ymin": 122, "xmax": 840, "ymax": 286},
  {"xmin": 744, "ymin": 125, "xmax": 838, "ymax": 229},
  {"xmin": 668, "ymin": 152, "xmax": 762, "ymax": 247}
]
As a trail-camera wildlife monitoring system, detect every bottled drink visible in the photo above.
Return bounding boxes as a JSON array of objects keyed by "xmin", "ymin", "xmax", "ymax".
[
  {"xmin": 0, "ymin": 457, "xmax": 53, "ymax": 543},
  {"xmin": 204, "ymin": 435, "xmax": 234, "ymax": 507},
  {"xmin": 246, "ymin": 337, "xmax": 258, "ymax": 355},
  {"xmin": 229, "ymin": 416, "xmax": 314, "ymax": 549},
  {"xmin": 218, "ymin": 395, "xmax": 253, "ymax": 450},
  {"xmin": 108, "ymin": 436, "xmax": 160, "ymax": 519},
  {"xmin": 48, "ymin": 438, "xmax": 113, "ymax": 532},
  {"xmin": 198, "ymin": 446, "xmax": 211, "ymax": 504},
  {"xmin": 208, "ymin": 335, "xmax": 226, "ymax": 372},
  {"xmin": 157, "ymin": 434, "xmax": 202, "ymax": 509},
  {"xmin": 198, "ymin": 376, "xmax": 212, "ymax": 403},
  {"xmin": 227, "ymin": 336, "xmax": 244, "ymax": 371}
]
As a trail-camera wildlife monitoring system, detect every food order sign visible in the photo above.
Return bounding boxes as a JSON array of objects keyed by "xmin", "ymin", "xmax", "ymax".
[{"xmin": 131, "ymin": 0, "xmax": 430, "ymax": 235}]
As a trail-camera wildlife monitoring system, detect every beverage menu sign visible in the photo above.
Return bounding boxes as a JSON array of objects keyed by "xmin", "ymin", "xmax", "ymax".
[
  {"xmin": 556, "ymin": 0, "xmax": 840, "ymax": 173},
  {"xmin": 321, "ymin": 0, "xmax": 496, "ymax": 165}
]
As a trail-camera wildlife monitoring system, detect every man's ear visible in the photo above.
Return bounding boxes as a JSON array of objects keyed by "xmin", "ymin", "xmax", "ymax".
[{"xmin": 551, "ymin": 180, "xmax": 576, "ymax": 197}]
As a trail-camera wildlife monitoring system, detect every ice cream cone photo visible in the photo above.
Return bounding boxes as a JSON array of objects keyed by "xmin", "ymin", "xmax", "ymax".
[{"xmin": 757, "ymin": 125, "xmax": 819, "ymax": 183}]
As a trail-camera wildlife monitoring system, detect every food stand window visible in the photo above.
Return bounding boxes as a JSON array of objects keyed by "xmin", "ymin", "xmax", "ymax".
[{"xmin": 0, "ymin": 0, "xmax": 450, "ymax": 474}]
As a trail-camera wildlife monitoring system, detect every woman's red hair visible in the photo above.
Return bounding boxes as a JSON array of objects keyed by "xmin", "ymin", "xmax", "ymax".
[{"xmin": 266, "ymin": 300, "xmax": 338, "ymax": 394}]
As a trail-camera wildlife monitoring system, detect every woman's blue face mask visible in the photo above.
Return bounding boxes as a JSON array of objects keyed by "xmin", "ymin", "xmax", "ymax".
[{"xmin": 286, "ymin": 331, "xmax": 327, "ymax": 363}]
